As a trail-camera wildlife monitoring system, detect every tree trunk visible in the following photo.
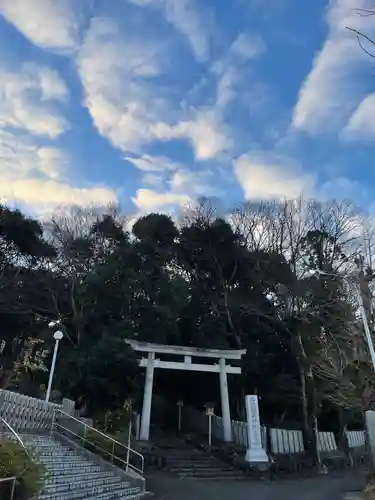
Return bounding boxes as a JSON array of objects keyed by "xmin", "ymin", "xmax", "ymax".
[
  {"xmin": 305, "ymin": 368, "xmax": 320, "ymax": 466},
  {"xmin": 298, "ymin": 360, "xmax": 319, "ymax": 465}
]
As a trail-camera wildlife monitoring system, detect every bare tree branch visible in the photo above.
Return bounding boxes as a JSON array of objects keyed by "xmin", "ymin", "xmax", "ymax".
[{"xmin": 347, "ymin": 26, "xmax": 375, "ymax": 57}]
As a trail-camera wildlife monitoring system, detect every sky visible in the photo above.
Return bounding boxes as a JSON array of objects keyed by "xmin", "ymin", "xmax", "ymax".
[{"xmin": 1, "ymin": 0, "xmax": 375, "ymax": 221}]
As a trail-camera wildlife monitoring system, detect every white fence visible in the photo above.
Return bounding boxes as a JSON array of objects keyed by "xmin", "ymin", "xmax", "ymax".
[
  {"xmin": 184, "ymin": 406, "xmax": 365, "ymax": 455},
  {"xmin": 0, "ymin": 388, "xmax": 61, "ymax": 433},
  {"xmin": 346, "ymin": 430, "xmax": 366, "ymax": 449}
]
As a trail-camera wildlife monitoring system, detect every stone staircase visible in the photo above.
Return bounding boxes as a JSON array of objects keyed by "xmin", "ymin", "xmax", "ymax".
[
  {"xmin": 161, "ymin": 442, "xmax": 247, "ymax": 481},
  {"xmin": 15, "ymin": 434, "xmax": 146, "ymax": 499}
]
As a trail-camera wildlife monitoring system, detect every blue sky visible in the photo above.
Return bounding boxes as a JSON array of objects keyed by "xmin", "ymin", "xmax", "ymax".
[{"xmin": 1, "ymin": 0, "xmax": 375, "ymax": 220}]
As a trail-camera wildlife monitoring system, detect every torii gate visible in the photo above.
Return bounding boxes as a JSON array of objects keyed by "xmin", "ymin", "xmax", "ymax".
[{"xmin": 126, "ymin": 340, "xmax": 246, "ymax": 442}]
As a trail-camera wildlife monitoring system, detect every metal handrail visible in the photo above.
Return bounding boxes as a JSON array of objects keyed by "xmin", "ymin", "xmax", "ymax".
[
  {"xmin": 0, "ymin": 418, "xmax": 30, "ymax": 457},
  {"xmin": 0, "ymin": 418, "xmax": 30, "ymax": 500},
  {"xmin": 0, "ymin": 476, "xmax": 16, "ymax": 500},
  {"xmin": 53, "ymin": 409, "xmax": 144, "ymax": 475}
]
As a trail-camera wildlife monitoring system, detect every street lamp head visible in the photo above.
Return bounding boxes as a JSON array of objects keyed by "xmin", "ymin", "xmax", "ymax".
[
  {"xmin": 308, "ymin": 269, "xmax": 324, "ymax": 277},
  {"xmin": 53, "ymin": 331, "xmax": 63, "ymax": 341},
  {"xmin": 48, "ymin": 319, "xmax": 61, "ymax": 328},
  {"xmin": 308, "ymin": 269, "xmax": 334, "ymax": 278}
]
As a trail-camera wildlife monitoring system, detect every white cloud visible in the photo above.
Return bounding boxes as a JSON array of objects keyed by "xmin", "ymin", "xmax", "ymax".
[
  {"xmin": 131, "ymin": 0, "xmax": 211, "ymax": 62},
  {"xmin": 0, "ymin": 0, "xmax": 81, "ymax": 53},
  {"xmin": 77, "ymin": 17, "xmax": 169, "ymax": 153},
  {"xmin": 0, "ymin": 129, "xmax": 68, "ymax": 179},
  {"xmin": 233, "ymin": 153, "xmax": 314, "ymax": 200},
  {"xmin": 170, "ymin": 168, "xmax": 221, "ymax": 197},
  {"xmin": 36, "ymin": 147, "xmax": 68, "ymax": 180},
  {"xmin": 153, "ymin": 110, "xmax": 230, "ymax": 160},
  {"xmin": 343, "ymin": 93, "xmax": 375, "ymax": 139},
  {"xmin": 292, "ymin": 0, "xmax": 374, "ymax": 134},
  {"xmin": 211, "ymin": 32, "xmax": 265, "ymax": 111},
  {"xmin": 77, "ymin": 17, "xmax": 230, "ymax": 160},
  {"xmin": 141, "ymin": 173, "xmax": 165, "ymax": 189},
  {"xmin": 319, "ymin": 176, "xmax": 365, "ymax": 201},
  {"xmin": 0, "ymin": 129, "xmax": 116, "ymax": 214},
  {"xmin": 125, "ymin": 154, "xmax": 180, "ymax": 172},
  {"xmin": 0, "ymin": 63, "xmax": 69, "ymax": 138},
  {"xmin": 132, "ymin": 188, "xmax": 190, "ymax": 212},
  {"xmin": 131, "ymin": 164, "xmax": 222, "ymax": 215},
  {"xmin": 230, "ymin": 33, "xmax": 265, "ymax": 61},
  {"xmin": 0, "ymin": 179, "xmax": 116, "ymax": 213},
  {"xmin": 162, "ymin": 0, "xmax": 211, "ymax": 63}
]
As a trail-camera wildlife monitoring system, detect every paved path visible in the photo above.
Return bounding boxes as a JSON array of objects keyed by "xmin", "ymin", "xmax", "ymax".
[{"xmin": 147, "ymin": 469, "xmax": 365, "ymax": 500}]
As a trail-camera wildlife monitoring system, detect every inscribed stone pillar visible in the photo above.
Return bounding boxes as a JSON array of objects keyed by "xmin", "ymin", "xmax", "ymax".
[{"xmin": 245, "ymin": 394, "xmax": 268, "ymax": 463}]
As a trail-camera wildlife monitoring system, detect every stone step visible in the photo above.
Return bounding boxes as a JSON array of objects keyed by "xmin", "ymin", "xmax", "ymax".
[
  {"xmin": 45, "ymin": 470, "xmax": 116, "ymax": 485},
  {"xmin": 37, "ymin": 456, "xmax": 89, "ymax": 465},
  {"xmin": 27, "ymin": 442, "xmax": 69, "ymax": 449},
  {"xmin": 44, "ymin": 463, "xmax": 105, "ymax": 475},
  {"xmin": 165, "ymin": 454, "xmax": 213, "ymax": 460},
  {"xmin": 36, "ymin": 451, "xmax": 87, "ymax": 459},
  {"xmin": 169, "ymin": 464, "xmax": 238, "ymax": 472},
  {"xmin": 166, "ymin": 458, "xmax": 228, "ymax": 466},
  {"xmin": 168, "ymin": 463, "xmax": 237, "ymax": 472},
  {"xmin": 87, "ymin": 488, "xmax": 144, "ymax": 500},
  {"xmin": 36, "ymin": 450, "xmax": 77, "ymax": 456},
  {"xmin": 179, "ymin": 473, "xmax": 248, "ymax": 481},
  {"xmin": 7, "ymin": 432, "xmax": 145, "ymax": 499},
  {"xmin": 39, "ymin": 482, "xmax": 141, "ymax": 500},
  {"xmin": 42, "ymin": 475, "xmax": 125, "ymax": 495}
]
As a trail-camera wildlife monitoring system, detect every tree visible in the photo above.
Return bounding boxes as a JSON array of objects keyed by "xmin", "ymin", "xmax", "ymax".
[{"xmin": 0, "ymin": 206, "xmax": 55, "ymax": 388}]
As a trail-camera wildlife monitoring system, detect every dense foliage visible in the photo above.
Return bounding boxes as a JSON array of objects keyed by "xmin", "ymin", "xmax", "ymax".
[
  {"xmin": 0, "ymin": 439, "xmax": 45, "ymax": 499},
  {"xmin": 1, "ymin": 198, "xmax": 373, "ymax": 463}
]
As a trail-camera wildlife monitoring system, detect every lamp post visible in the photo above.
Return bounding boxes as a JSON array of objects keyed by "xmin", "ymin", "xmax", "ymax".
[
  {"xmin": 177, "ymin": 399, "xmax": 184, "ymax": 435},
  {"xmin": 204, "ymin": 403, "xmax": 215, "ymax": 447},
  {"xmin": 124, "ymin": 398, "xmax": 133, "ymax": 472},
  {"xmin": 311, "ymin": 269, "xmax": 375, "ymax": 373},
  {"xmin": 45, "ymin": 330, "xmax": 64, "ymax": 402}
]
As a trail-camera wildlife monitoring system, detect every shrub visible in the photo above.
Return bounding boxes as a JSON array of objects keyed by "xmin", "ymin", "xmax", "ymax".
[
  {"xmin": 0, "ymin": 439, "xmax": 45, "ymax": 500},
  {"xmin": 82, "ymin": 429, "xmax": 143, "ymax": 471},
  {"xmin": 83, "ymin": 429, "xmax": 127, "ymax": 462}
]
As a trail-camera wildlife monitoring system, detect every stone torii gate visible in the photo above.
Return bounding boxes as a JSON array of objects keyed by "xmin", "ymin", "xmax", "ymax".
[{"xmin": 126, "ymin": 340, "xmax": 246, "ymax": 442}]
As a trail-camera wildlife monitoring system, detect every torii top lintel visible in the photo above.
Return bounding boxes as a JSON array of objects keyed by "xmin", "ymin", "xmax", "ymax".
[{"xmin": 126, "ymin": 340, "xmax": 246, "ymax": 360}]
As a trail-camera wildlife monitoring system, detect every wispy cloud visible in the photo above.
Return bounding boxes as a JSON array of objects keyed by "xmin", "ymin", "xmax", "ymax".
[
  {"xmin": 152, "ymin": 110, "xmax": 230, "ymax": 160},
  {"xmin": 0, "ymin": 129, "xmax": 66, "ymax": 179},
  {"xmin": 292, "ymin": 0, "xmax": 374, "ymax": 134},
  {"xmin": 130, "ymin": 0, "xmax": 213, "ymax": 63},
  {"xmin": 0, "ymin": 128, "xmax": 117, "ymax": 214},
  {"xmin": 213, "ymin": 33, "xmax": 265, "ymax": 109},
  {"xmin": 343, "ymin": 92, "xmax": 375, "ymax": 140},
  {"xmin": 77, "ymin": 15, "xmax": 242, "ymax": 161},
  {"xmin": 125, "ymin": 154, "xmax": 181, "ymax": 172},
  {"xmin": 77, "ymin": 16, "xmax": 171, "ymax": 153},
  {"xmin": 132, "ymin": 166, "xmax": 221, "ymax": 214},
  {"xmin": 0, "ymin": 0, "xmax": 82, "ymax": 54},
  {"xmin": 0, "ymin": 178, "xmax": 116, "ymax": 213},
  {"xmin": 0, "ymin": 62, "xmax": 69, "ymax": 138},
  {"xmin": 132, "ymin": 189, "xmax": 190, "ymax": 213}
]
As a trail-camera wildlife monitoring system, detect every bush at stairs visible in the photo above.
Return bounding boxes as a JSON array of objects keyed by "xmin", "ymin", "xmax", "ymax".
[{"xmin": 0, "ymin": 437, "xmax": 45, "ymax": 499}]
